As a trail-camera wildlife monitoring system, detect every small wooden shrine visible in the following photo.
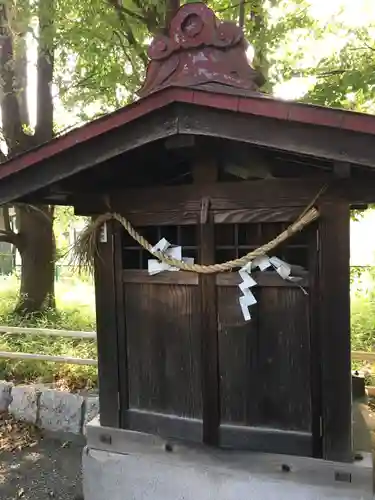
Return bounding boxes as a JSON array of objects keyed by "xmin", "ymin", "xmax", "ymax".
[{"xmin": 1, "ymin": 3, "xmax": 375, "ymax": 465}]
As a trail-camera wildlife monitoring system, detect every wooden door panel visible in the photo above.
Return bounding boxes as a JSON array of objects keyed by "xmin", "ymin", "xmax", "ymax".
[
  {"xmin": 257, "ymin": 286, "xmax": 311, "ymax": 431},
  {"xmin": 124, "ymin": 282, "xmax": 202, "ymax": 419},
  {"xmin": 218, "ymin": 284, "xmax": 311, "ymax": 432}
]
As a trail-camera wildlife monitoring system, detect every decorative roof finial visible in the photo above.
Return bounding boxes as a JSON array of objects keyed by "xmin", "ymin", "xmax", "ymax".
[{"xmin": 139, "ymin": 2, "xmax": 265, "ymax": 97}]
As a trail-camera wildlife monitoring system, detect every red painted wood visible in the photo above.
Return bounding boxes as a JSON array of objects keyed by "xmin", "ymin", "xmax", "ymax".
[
  {"xmin": 238, "ymin": 97, "xmax": 289, "ymax": 120},
  {"xmin": 2, "ymin": 88, "xmax": 375, "ymax": 184},
  {"xmin": 287, "ymin": 105, "xmax": 345, "ymax": 129}
]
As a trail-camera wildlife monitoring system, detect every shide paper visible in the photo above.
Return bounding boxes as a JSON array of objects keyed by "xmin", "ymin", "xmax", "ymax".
[
  {"xmin": 148, "ymin": 239, "xmax": 305, "ymax": 321},
  {"xmin": 238, "ymin": 254, "xmax": 306, "ymax": 321},
  {"xmin": 148, "ymin": 238, "xmax": 194, "ymax": 275}
]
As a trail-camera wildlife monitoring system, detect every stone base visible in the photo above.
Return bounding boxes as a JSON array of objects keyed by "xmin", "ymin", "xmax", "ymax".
[{"xmin": 83, "ymin": 418, "xmax": 374, "ymax": 500}]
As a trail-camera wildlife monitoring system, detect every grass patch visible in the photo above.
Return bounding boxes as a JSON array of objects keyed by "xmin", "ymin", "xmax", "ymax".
[{"xmin": 0, "ymin": 275, "xmax": 97, "ymax": 391}]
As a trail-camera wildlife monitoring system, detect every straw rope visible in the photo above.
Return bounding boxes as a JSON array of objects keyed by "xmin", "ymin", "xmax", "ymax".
[{"xmin": 73, "ymin": 206, "xmax": 320, "ymax": 274}]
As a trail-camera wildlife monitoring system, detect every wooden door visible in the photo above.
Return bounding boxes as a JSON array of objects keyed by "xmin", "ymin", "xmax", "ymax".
[
  {"xmin": 215, "ymin": 220, "xmax": 318, "ymax": 456},
  {"xmin": 117, "ymin": 219, "xmax": 321, "ymax": 456}
]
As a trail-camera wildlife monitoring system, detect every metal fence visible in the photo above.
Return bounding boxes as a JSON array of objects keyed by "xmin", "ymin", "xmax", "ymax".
[
  {"xmin": 0, "ymin": 325, "xmax": 374, "ymax": 374},
  {"xmin": 0, "ymin": 325, "xmax": 97, "ymax": 366}
]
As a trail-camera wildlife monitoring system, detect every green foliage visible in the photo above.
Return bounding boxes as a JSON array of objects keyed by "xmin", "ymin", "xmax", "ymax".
[
  {"xmin": 50, "ymin": 0, "xmax": 324, "ymax": 120},
  {"xmin": 351, "ymin": 267, "xmax": 375, "ymax": 352},
  {"xmin": 0, "ymin": 276, "xmax": 97, "ymax": 390}
]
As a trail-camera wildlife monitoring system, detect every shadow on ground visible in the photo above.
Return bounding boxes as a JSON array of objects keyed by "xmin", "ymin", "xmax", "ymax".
[{"xmin": 0, "ymin": 432, "xmax": 84, "ymax": 500}]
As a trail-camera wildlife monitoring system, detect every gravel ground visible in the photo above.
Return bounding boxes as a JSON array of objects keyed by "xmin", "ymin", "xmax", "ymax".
[{"xmin": 0, "ymin": 432, "xmax": 84, "ymax": 500}]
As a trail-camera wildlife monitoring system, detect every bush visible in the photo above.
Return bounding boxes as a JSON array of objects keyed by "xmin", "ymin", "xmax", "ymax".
[{"xmin": 0, "ymin": 275, "xmax": 97, "ymax": 391}]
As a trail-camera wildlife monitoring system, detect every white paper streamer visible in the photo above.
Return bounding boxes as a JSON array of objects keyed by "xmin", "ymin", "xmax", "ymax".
[
  {"xmin": 148, "ymin": 238, "xmax": 194, "ymax": 275},
  {"xmin": 238, "ymin": 254, "xmax": 307, "ymax": 321}
]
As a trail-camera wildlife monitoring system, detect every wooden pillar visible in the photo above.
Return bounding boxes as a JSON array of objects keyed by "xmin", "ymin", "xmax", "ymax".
[
  {"xmin": 318, "ymin": 202, "xmax": 352, "ymax": 462},
  {"xmin": 193, "ymin": 159, "xmax": 220, "ymax": 446},
  {"xmin": 94, "ymin": 219, "xmax": 125, "ymax": 428}
]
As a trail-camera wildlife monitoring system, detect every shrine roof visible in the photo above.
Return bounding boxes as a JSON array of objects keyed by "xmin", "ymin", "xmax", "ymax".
[{"xmin": 1, "ymin": 2, "xmax": 375, "ymax": 203}]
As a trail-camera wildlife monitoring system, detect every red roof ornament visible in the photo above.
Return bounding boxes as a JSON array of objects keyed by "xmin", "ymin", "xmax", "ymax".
[{"xmin": 139, "ymin": 2, "xmax": 265, "ymax": 97}]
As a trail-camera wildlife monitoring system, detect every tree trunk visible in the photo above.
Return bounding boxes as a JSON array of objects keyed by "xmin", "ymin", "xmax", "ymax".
[
  {"xmin": 15, "ymin": 206, "xmax": 55, "ymax": 315},
  {"xmin": 165, "ymin": 0, "xmax": 180, "ymax": 29}
]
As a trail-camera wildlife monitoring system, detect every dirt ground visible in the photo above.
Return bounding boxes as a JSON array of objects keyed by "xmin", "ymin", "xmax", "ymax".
[{"xmin": 0, "ymin": 429, "xmax": 84, "ymax": 500}]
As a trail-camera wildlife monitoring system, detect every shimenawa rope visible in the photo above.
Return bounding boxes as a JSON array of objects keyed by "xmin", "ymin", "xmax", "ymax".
[{"xmin": 73, "ymin": 185, "xmax": 325, "ymax": 274}]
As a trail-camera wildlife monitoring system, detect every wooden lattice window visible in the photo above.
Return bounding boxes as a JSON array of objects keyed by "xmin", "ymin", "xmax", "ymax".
[
  {"xmin": 215, "ymin": 222, "xmax": 310, "ymax": 269},
  {"xmin": 121, "ymin": 225, "xmax": 198, "ymax": 270},
  {"xmin": 122, "ymin": 222, "xmax": 310, "ymax": 270}
]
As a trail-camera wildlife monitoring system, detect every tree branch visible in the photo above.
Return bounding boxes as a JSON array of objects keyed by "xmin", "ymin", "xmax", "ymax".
[
  {"xmin": 0, "ymin": 229, "xmax": 22, "ymax": 249},
  {"xmin": 108, "ymin": 0, "xmax": 147, "ymax": 23},
  {"xmin": 108, "ymin": 0, "xmax": 148, "ymax": 66}
]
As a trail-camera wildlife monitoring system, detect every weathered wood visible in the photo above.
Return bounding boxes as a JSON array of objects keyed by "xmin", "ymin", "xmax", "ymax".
[
  {"xmin": 76, "ymin": 206, "xmax": 309, "ymax": 226},
  {"xmin": 123, "ymin": 282, "xmax": 202, "ymax": 418},
  {"xmin": 219, "ymin": 425, "xmax": 312, "ymax": 456},
  {"xmin": 318, "ymin": 202, "xmax": 352, "ymax": 462},
  {"xmin": 218, "ymin": 285, "xmax": 259, "ymax": 425},
  {"xmin": 0, "ymin": 106, "xmax": 180, "ymax": 206},
  {"xmin": 308, "ymin": 222, "xmax": 323, "ymax": 458},
  {"xmin": 73, "ymin": 177, "xmax": 375, "ymax": 219},
  {"xmin": 214, "ymin": 207, "xmax": 304, "ymax": 224},
  {"xmin": 113, "ymin": 222, "xmax": 129, "ymax": 427},
  {"xmin": 74, "ymin": 178, "xmax": 331, "ymax": 216},
  {"xmin": 126, "ymin": 409, "xmax": 203, "ymax": 443},
  {"xmin": 94, "ymin": 220, "xmax": 121, "ymax": 427},
  {"xmin": 195, "ymin": 160, "xmax": 220, "ymax": 446},
  {"xmin": 199, "ymin": 211, "xmax": 220, "ymax": 445},
  {"xmin": 122, "ymin": 270, "xmax": 309, "ymax": 287},
  {"xmin": 334, "ymin": 161, "xmax": 351, "ymax": 178},
  {"xmin": 178, "ymin": 104, "xmax": 375, "ymax": 168},
  {"xmin": 216, "ymin": 271, "xmax": 309, "ymax": 288},
  {"xmin": 257, "ymin": 286, "xmax": 312, "ymax": 432},
  {"xmin": 123, "ymin": 269, "xmax": 199, "ymax": 285}
]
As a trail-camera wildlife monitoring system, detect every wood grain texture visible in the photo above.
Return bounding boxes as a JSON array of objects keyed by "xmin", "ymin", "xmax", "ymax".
[
  {"xmin": 318, "ymin": 202, "xmax": 352, "ymax": 462},
  {"xmin": 124, "ymin": 282, "xmax": 202, "ymax": 419},
  {"xmin": 94, "ymin": 220, "xmax": 120, "ymax": 427},
  {"xmin": 178, "ymin": 104, "xmax": 375, "ymax": 168},
  {"xmin": 199, "ymin": 215, "xmax": 220, "ymax": 445},
  {"xmin": 218, "ymin": 284, "xmax": 312, "ymax": 434}
]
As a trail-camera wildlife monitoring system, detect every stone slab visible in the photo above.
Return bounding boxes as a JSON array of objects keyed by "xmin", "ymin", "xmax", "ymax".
[
  {"xmin": 39, "ymin": 389, "xmax": 84, "ymax": 434},
  {"xmin": 9, "ymin": 385, "xmax": 40, "ymax": 423},
  {"xmin": 83, "ymin": 446, "xmax": 373, "ymax": 500},
  {"xmin": 0, "ymin": 380, "xmax": 13, "ymax": 413},
  {"xmin": 83, "ymin": 396, "xmax": 100, "ymax": 435},
  {"xmin": 84, "ymin": 423, "xmax": 373, "ymax": 500}
]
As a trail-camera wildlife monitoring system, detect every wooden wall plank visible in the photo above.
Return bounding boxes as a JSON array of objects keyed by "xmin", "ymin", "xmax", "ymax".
[
  {"xmin": 308, "ymin": 222, "xmax": 323, "ymax": 458},
  {"xmin": 199, "ymin": 212, "xmax": 220, "ymax": 445},
  {"xmin": 178, "ymin": 105, "xmax": 375, "ymax": 169},
  {"xmin": 218, "ymin": 286, "xmax": 259, "ymax": 425},
  {"xmin": 113, "ymin": 222, "xmax": 129, "ymax": 427},
  {"xmin": 257, "ymin": 286, "xmax": 312, "ymax": 432},
  {"xmin": 74, "ymin": 178, "xmax": 331, "ymax": 216},
  {"xmin": 94, "ymin": 220, "xmax": 121, "ymax": 427},
  {"xmin": 318, "ymin": 202, "xmax": 352, "ymax": 462},
  {"xmin": 122, "ymin": 270, "xmax": 309, "ymax": 287},
  {"xmin": 124, "ymin": 283, "xmax": 202, "ymax": 419}
]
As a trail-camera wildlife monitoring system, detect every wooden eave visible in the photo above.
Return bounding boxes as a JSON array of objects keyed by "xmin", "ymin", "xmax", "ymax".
[{"xmin": 1, "ymin": 86, "xmax": 375, "ymax": 204}]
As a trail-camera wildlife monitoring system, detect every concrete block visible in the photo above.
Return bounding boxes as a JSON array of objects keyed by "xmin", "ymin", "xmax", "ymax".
[
  {"xmin": 0, "ymin": 380, "xmax": 13, "ymax": 413},
  {"xmin": 83, "ymin": 446, "xmax": 374, "ymax": 500},
  {"xmin": 83, "ymin": 396, "xmax": 100, "ymax": 435},
  {"xmin": 39, "ymin": 389, "xmax": 84, "ymax": 434},
  {"xmin": 9, "ymin": 385, "xmax": 40, "ymax": 423}
]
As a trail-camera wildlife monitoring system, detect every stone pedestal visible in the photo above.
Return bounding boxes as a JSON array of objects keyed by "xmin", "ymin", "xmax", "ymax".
[{"xmin": 83, "ymin": 418, "xmax": 373, "ymax": 500}]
